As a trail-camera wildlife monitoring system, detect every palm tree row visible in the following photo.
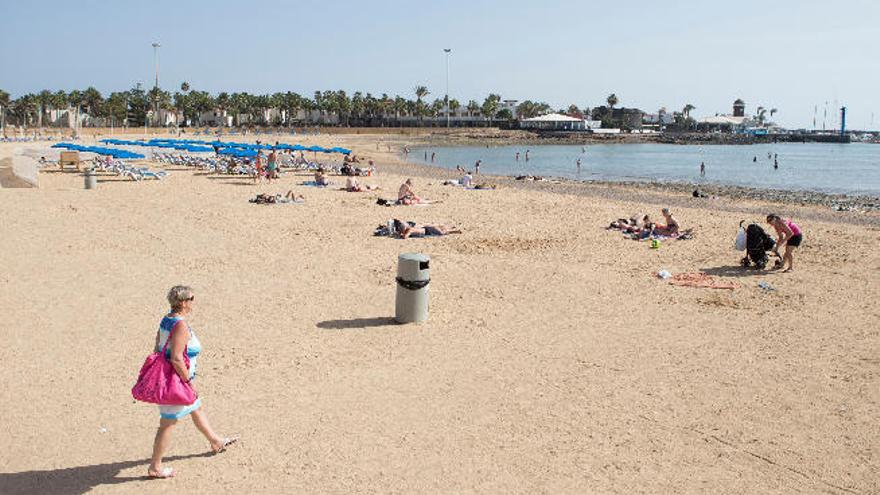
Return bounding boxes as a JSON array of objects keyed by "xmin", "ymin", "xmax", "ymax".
[{"xmin": 0, "ymin": 84, "xmax": 552, "ymax": 129}]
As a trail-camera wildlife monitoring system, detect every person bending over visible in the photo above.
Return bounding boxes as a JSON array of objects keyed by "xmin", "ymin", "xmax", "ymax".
[{"xmin": 766, "ymin": 214, "xmax": 802, "ymax": 272}]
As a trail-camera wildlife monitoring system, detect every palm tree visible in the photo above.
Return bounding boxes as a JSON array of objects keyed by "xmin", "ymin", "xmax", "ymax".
[
  {"xmin": 413, "ymin": 86, "xmax": 429, "ymax": 125},
  {"xmin": 36, "ymin": 90, "xmax": 54, "ymax": 127},
  {"xmin": 0, "ymin": 89, "xmax": 11, "ymax": 131},
  {"xmin": 378, "ymin": 94, "xmax": 392, "ymax": 121},
  {"xmin": 67, "ymin": 90, "xmax": 84, "ymax": 130},
  {"xmin": 351, "ymin": 91, "xmax": 365, "ymax": 123},
  {"xmin": 756, "ymin": 106, "xmax": 766, "ymax": 126},
  {"xmin": 481, "ymin": 94, "xmax": 501, "ymax": 126},
  {"xmin": 189, "ymin": 91, "xmax": 214, "ymax": 126},
  {"xmin": 770, "ymin": 108, "xmax": 778, "ymax": 121},
  {"xmin": 682, "ymin": 104, "xmax": 695, "ymax": 119},
  {"xmin": 466, "ymin": 100, "xmax": 480, "ymax": 118},
  {"xmin": 104, "ymin": 91, "xmax": 128, "ymax": 127},
  {"xmin": 448, "ymin": 99, "xmax": 460, "ymax": 118},
  {"xmin": 82, "ymin": 87, "xmax": 104, "ymax": 126},
  {"xmin": 52, "ymin": 90, "xmax": 68, "ymax": 126},
  {"xmin": 10, "ymin": 94, "xmax": 39, "ymax": 127},
  {"xmin": 181, "ymin": 81, "xmax": 190, "ymax": 93},
  {"xmin": 606, "ymin": 93, "xmax": 619, "ymax": 114}
]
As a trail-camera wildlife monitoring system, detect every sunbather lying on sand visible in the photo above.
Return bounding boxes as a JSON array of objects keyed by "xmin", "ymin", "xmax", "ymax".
[
  {"xmin": 610, "ymin": 215, "xmax": 653, "ymax": 236},
  {"xmin": 400, "ymin": 222, "xmax": 462, "ymax": 239},
  {"xmin": 249, "ymin": 191, "xmax": 305, "ymax": 204}
]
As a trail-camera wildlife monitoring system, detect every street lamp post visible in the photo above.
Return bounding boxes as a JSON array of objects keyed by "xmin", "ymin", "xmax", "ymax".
[
  {"xmin": 444, "ymin": 48, "xmax": 451, "ymax": 129},
  {"xmin": 152, "ymin": 42, "xmax": 161, "ymax": 128},
  {"xmin": 152, "ymin": 42, "xmax": 161, "ymax": 89}
]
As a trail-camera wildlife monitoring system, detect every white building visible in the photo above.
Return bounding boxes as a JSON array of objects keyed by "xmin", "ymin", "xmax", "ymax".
[{"xmin": 520, "ymin": 113, "xmax": 599, "ymax": 131}]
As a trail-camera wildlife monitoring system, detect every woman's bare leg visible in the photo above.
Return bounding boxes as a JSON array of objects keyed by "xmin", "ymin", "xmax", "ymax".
[
  {"xmin": 783, "ymin": 245, "xmax": 794, "ymax": 272},
  {"xmin": 191, "ymin": 409, "xmax": 223, "ymax": 449},
  {"xmin": 148, "ymin": 418, "xmax": 178, "ymax": 475}
]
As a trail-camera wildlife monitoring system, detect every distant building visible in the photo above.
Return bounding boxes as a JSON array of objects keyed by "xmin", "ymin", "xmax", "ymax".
[
  {"xmin": 642, "ymin": 113, "xmax": 675, "ymax": 126},
  {"xmin": 611, "ymin": 108, "xmax": 645, "ymax": 129},
  {"xmin": 500, "ymin": 100, "xmax": 519, "ymax": 118},
  {"xmin": 520, "ymin": 113, "xmax": 591, "ymax": 131},
  {"xmin": 697, "ymin": 99, "xmax": 754, "ymax": 132}
]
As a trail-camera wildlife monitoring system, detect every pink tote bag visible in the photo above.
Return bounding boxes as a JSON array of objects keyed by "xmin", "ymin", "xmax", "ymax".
[{"xmin": 131, "ymin": 326, "xmax": 198, "ymax": 406}]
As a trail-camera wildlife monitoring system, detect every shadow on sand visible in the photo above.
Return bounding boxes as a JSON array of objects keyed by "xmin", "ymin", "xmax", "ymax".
[
  {"xmin": 0, "ymin": 451, "xmax": 214, "ymax": 495},
  {"xmin": 316, "ymin": 316, "xmax": 399, "ymax": 330},
  {"xmin": 700, "ymin": 264, "xmax": 779, "ymax": 278}
]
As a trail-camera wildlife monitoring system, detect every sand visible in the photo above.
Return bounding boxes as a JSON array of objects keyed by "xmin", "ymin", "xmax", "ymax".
[{"xmin": 0, "ymin": 133, "xmax": 877, "ymax": 494}]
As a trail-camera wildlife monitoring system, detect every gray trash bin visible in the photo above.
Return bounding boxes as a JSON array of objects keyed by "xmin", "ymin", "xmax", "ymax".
[
  {"xmin": 395, "ymin": 253, "xmax": 430, "ymax": 323},
  {"xmin": 84, "ymin": 168, "xmax": 97, "ymax": 190}
]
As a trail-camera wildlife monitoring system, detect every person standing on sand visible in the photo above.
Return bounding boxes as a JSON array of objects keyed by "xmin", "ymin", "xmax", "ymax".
[
  {"xmin": 254, "ymin": 151, "xmax": 265, "ymax": 184},
  {"xmin": 267, "ymin": 148, "xmax": 278, "ymax": 182},
  {"xmin": 147, "ymin": 286, "xmax": 237, "ymax": 479},
  {"xmin": 766, "ymin": 214, "xmax": 802, "ymax": 272},
  {"xmin": 700, "ymin": 162, "xmax": 705, "ymax": 177}
]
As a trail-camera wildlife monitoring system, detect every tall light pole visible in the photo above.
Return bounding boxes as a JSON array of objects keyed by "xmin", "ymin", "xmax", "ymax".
[
  {"xmin": 152, "ymin": 42, "xmax": 161, "ymax": 89},
  {"xmin": 152, "ymin": 42, "xmax": 161, "ymax": 128},
  {"xmin": 444, "ymin": 48, "xmax": 451, "ymax": 129}
]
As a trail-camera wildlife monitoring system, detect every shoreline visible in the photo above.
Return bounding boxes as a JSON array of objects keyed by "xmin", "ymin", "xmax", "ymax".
[
  {"xmin": 383, "ymin": 143, "xmax": 880, "ymax": 216},
  {"xmin": 377, "ymin": 155, "xmax": 880, "ymax": 227}
]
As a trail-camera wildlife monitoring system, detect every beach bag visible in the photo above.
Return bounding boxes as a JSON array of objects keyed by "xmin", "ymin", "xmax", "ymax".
[
  {"xmin": 131, "ymin": 327, "xmax": 197, "ymax": 406},
  {"xmin": 734, "ymin": 227, "xmax": 747, "ymax": 251}
]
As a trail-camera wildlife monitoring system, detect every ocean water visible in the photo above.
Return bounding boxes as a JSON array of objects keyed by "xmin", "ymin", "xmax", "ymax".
[{"xmin": 409, "ymin": 143, "xmax": 880, "ymax": 196}]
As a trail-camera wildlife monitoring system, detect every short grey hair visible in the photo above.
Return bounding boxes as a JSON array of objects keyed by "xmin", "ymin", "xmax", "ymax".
[{"xmin": 167, "ymin": 285, "xmax": 194, "ymax": 310}]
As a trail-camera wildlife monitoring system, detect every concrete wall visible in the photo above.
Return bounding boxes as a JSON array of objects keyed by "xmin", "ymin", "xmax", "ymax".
[{"xmin": 0, "ymin": 154, "xmax": 39, "ymax": 188}]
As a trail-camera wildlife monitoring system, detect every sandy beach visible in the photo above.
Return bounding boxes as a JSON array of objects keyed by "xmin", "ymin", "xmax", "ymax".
[{"xmin": 0, "ymin": 132, "xmax": 877, "ymax": 494}]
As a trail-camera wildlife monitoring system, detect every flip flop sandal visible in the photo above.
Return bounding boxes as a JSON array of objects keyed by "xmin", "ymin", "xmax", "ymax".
[
  {"xmin": 213, "ymin": 436, "xmax": 239, "ymax": 454},
  {"xmin": 148, "ymin": 467, "xmax": 176, "ymax": 479}
]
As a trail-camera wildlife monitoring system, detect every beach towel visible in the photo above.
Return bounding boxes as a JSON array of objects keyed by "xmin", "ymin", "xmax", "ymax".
[
  {"xmin": 667, "ymin": 273, "xmax": 739, "ymax": 290},
  {"xmin": 300, "ymin": 181, "xmax": 330, "ymax": 187}
]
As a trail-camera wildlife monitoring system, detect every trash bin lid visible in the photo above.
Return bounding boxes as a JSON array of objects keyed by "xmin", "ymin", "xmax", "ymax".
[{"xmin": 399, "ymin": 253, "xmax": 429, "ymax": 263}]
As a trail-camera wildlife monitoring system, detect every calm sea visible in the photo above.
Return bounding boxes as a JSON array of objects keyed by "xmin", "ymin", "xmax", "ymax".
[{"xmin": 409, "ymin": 143, "xmax": 880, "ymax": 196}]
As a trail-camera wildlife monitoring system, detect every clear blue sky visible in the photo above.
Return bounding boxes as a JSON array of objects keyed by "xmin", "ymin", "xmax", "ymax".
[{"xmin": 2, "ymin": 0, "xmax": 878, "ymax": 130}]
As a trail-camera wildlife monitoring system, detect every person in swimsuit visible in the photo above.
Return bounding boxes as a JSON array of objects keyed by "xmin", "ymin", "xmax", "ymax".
[
  {"xmin": 398, "ymin": 178, "xmax": 422, "ymax": 205},
  {"xmin": 400, "ymin": 222, "xmax": 462, "ymax": 239},
  {"xmin": 267, "ymin": 149, "xmax": 278, "ymax": 181},
  {"xmin": 148, "ymin": 286, "xmax": 237, "ymax": 478},
  {"xmin": 254, "ymin": 151, "xmax": 264, "ymax": 184},
  {"xmin": 654, "ymin": 208, "xmax": 680, "ymax": 236},
  {"xmin": 766, "ymin": 214, "xmax": 802, "ymax": 272}
]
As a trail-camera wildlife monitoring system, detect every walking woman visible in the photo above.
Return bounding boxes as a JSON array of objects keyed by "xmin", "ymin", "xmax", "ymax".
[
  {"xmin": 766, "ymin": 214, "xmax": 803, "ymax": 272},
  {"xmin": 148, "ymin": 286, "xmax": 237, "ymax": 478}
]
